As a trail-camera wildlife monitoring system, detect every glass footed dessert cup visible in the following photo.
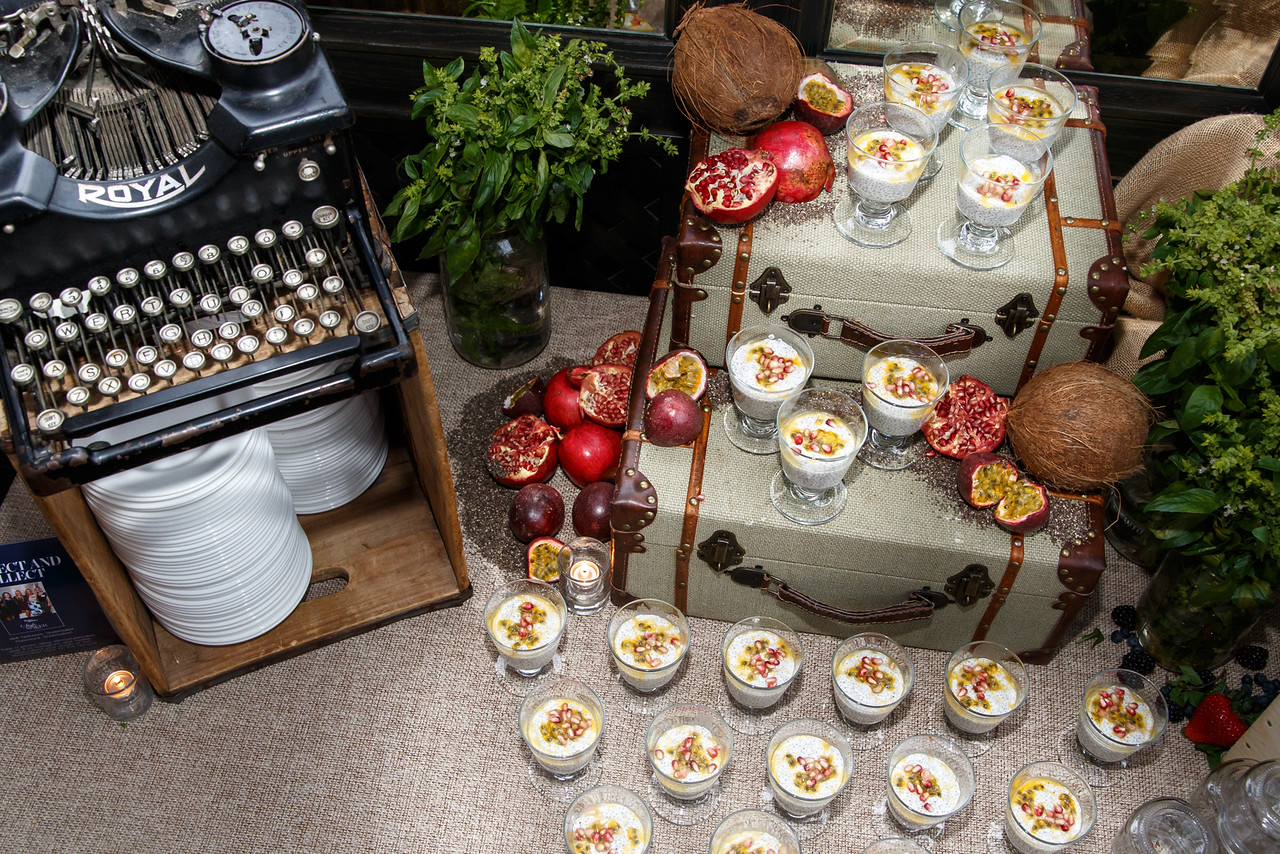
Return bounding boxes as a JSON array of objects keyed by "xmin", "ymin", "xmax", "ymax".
[
  {"xmin": 830, "ymin": 632, "xmax": 916, "ymax": 750},
  {"xmin": 883, "ymin": 42, "xmax": 970, "ymax": 181},
  {"xmin": 720, "ymin": 616, "xmax": 805, "ymax": 735},
  {"xmin": 859, "ymin": 340, "xmax": 949, "ymax": 470},
  {"xmin": 934, "ymin": 0, "xmax": 964, "ymax": 30},
  {"xmin": 937, "ymin": 122, "xmax": 1053, "ymax": 270},
  {"xmin": 646, "ymin": 703, "xmax": 733, "ymax": 827},
  {"xmin": 519, "ymin": 678, "xmax": 606, "ymax": 802},
  {"xmin": 764, "ymin": 718, "xmax": 854, "ymax": 839},
  {"xmin": 725, "ymin": 324, "xmax": 815, "ymax": 455},
  {"xmin": 483, "ymin": 578, "xmax": 567, "ymax": 697},
  {"xmin": 864, "ymin": 839, "xmax": 931, "ymax": 854},
  {"xmin": 1111, "ymin": 797, "xmax": 1215, "ymax": 854},
  {"xmin": 834, "ymin": 100, "xmax": 938, "ymax": 248},
  {"xmin": 608, "ymin": 598, "xmax": 690, "ymax": 715},
  {"xmin": 952, "ymin": 0, "xmax": 1042, "ymax": 130},
  {"xmin": 564, "ymin": 784, "xmax": 653, "ymax": 854},
  {"xmin": 985, "ymin": 761, "xmax": 1096, "ymax": 853},
  {"xmin": 1059, "ymin": 668, "xmax": 1168, "ymax": 788},
  {"xmin": 876, "ymin": 733, "xmax": 976, "ymax": 844},
  {"xmin": 771, "ymin": 388, "xmax": 867, "ymax": 525},
  {"xmin": 708, "ymin": 808, "xmax": 801, "ymax": 854},
  {"xmin": 941, "ymin": 640, "xmax": 1029, "ymax": 755},
  {"xmin": 986, "ymin": 63, "xmax": 1077, "ymax": 152}
]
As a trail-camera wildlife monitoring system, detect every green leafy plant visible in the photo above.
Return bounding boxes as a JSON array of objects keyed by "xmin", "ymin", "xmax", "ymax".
[
  {"xmin": 1131, "ymin": 109, "xmax": 1280, "ymax": 615},
  {"xmin": 385, "ymin": 19, "xmax": 674, "ymax": 279},
  {"xmin": 464, "ymin": 0, "xmax": 626, "ymax": 29}
]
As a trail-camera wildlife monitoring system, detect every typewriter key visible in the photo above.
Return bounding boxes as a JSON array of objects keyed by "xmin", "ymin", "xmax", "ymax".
[
  {"xmin": 83, "ymin": 313, "xmax": 109, "ymax": 335},
  {"xmin": 54, "ymin": 322, "xmax": 80, "ymax": 343},
  {"xmin": 296, "ymin": 283, "xmax": 319, "ymax": 304},
  {"xmin": 24, "ymin": 329, "xmax": 49, "ymax": 351},
  {"xmin": 282, "ymin": 269, "xmax": 305, "ymax": 289},
  {"xmin": 318, "ymin": 310, "xmax": 342, "ymax": 331},
  {"xmin": 198, "ymin": 245, "xmax": 221, "ymax": 264},
  {"xmin": 59, "ymin": 287, "xmax": 85, "ymax": 308},
  {"xmin": 312, "ymin": 205, "xmax": 340, "ymax": 229},
  {"xmin": 127, "ymin": 374, "xmax": 151, "ymax": 394},
  {"xmin": 227, "ymin": 236, "xmax": 251, "ymax": 256},
  {"xmin": 241, "ymin": 300, "xmax": 265, "ymax": 322},
  {"xmin": 29, "ymin": 292, "xmax": 54, "ymax": 313},
  {"xmin": 171, "ymin": 252, "xmax": 196, "ymax": 272},
  {"xmin": 10, "ymin": 364, "xmax": 35, "ymax": 386},
  {"xmin": 0, "ymin": 298, "xmax": 23, "ymax": 323},
  {"xmin": 228, "ymin": 285, "xmax": 251, "ymax": 306},
  {"xmin": 112, "ymin": 305, "xmax": 137, "ymax": 325},
  {"xmin": 158, "ymin": 324, "xmax": 183, "ymax": 346},
  {"xmin": 135, "ymin": 345, "xmax": 160, "ymax": 366},
  {"xmin": 321, "ymin": 275, "xmax": 344, "ymax": 297},
  {"xmin": 297, "ymin": 159, "xmax": 320, "ymax": 182},
  {"xmin": 36, "ymin": 409, "xmax": 65, "ymax": 437},
  {"xmin": 292, "ymin": 318, "xmax": 316, "ymax": 341},
  {"xmin": 77, "ymin": 363, "xmax": 102, "ymax": 384},
  {"xmin": 87, "ymin": 276, "xmax": 112, "ymax": 298},
  {"xmin": 42, "ymin": 360, "xmax": 66, "ymax": 381},
  {"xmin": 282, "ymin": 220, "xmax": 305, "ymax": 240},
  {"xmin": 251, "ymin": 263, "xmax": 274, "ymax": 284},
  {"xmin": 305, "ymin": 248, "xmax": 327, "ymax": 268},
  {"xmin": 218, "ymin": 322, "xmax": 242, "ymax": 341},
  {"xmin": 354, "ymin": 311, "xmax": 381, "ymax": 334},
  {"xmin": 116, "ymin": 268, "xmax": 140, "ymax": 289},
  {"xmin": 182, "ymin": 351, "xmax": 207, "ymax": 374},
  {"xmin": 144, "ymin": 260, "xmax": 168, "ymax": 280},
  {"xmin": 265, "ymin": 326, "xmax": 289, "ymax": 348},
  {"xmin": 97, "ymin": 376, "xmax": 123, "ymax": 398},
  {"xmin": 65, "ymin": 386, "xmax": 91, "ymax": 409},
  {"xmin": 139, "ymin": 296, "xmax": 165, "ymax": 317},
  {"xmin": 105, "ymin": 349, "xmax": 130, "ymax": 370},
  {"xmin": 272, "ymin": 304, "xmax": 297, "ymax": 325},
  {"xmin": 190, "ymin": 329, "xmax": 215, "ymax": 349},
  {"xmin": 154, "ymin": 360, "xmax": 178, "ymax": 382},
  {"xmin": 210, "ymin": 342, "xmax": 235, "ymax": 364},
  {"xmin": 199, "ymin": 294, "xmax": 223, "ymax": 315},
  {"xmin": 237, "ymin": 335, "xmax": 260, "ymax": 358},
  {"xmin": 254, "ymin": 229, "xmax": 278, "ymax": 249},
  {"xmin": 169, "ymin": 287, "xmax": 193, "ymax": 309}
]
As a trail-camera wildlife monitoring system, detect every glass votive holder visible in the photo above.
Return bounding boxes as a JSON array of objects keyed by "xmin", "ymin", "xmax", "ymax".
[
  {"xmin": 82, "ymin": 644, "xmax": 153, "ymax": 721},
  {"xmin": 559, "ymin": 536, "xmax": 611, "ymax": 615},
  {"xmin": 1111, "ymin": 797, "xmax": 1214, "ymax": 854}
]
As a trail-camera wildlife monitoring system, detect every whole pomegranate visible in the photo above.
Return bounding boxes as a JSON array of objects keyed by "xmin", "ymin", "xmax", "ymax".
[
  {"xmin": 560, "ymin": 422, "xmax": 623, "ymax": 488},
  {"xmin": 753, "ymin": 120, "xmax": 835, "ymax": 203},
  {"xmin": 509, "ymin": 483, "xmax": 565, "ymax": 543},
  {"xmin": 544, "ymin": 367, "xmax": 586, "ymax": 430}
]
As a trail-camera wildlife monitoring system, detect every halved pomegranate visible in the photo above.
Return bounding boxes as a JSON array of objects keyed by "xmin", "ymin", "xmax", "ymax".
[
  {"xmin": 686, "ymin": 148, "xmax": 779, "ymax": 225},
  {"xmin": 486, "ymin": 415, "xmax": 559, "ymax": 488},
  {"xmin": 646, "ymin": 349, "xmax": 709, "ymax": 400},
  {"xmin": 994, "ymin": 479, "xmax": 1050, "ymax": 534},
  {"xmin": 592, "ymin": 331, "xmax": 642, "ymax": 368},
  {"xmin": 753, "ymin": 120, "xmax": 836, "ymax": 204},
  {"xmin": 560, "ymin": 422, "xmax": 623, "ymax": 488},
  {"xmin": 793, "ymin": 72, "xmax": 854, "ymax": 136},
  {"xmin": 527, "ymin": 536, "xmax": 565, "ymax": 583},
  {"xmin": 501, "ymin": 375, "xmax": 546, "ymax": 418},
  {"xmin": 921, "ymin": 375, "xmax": 1010, "ymax": 460},
  {"xmin": 579, "ymin": 364, "xmax": 632, "ymax": 429},
  {"xmin": 957, "ymin": 452, "xmax": 1020, "ymax": 509},
  {"xmin": 544, "ymin": 367, "xmax": 586, "ymax": 430}
]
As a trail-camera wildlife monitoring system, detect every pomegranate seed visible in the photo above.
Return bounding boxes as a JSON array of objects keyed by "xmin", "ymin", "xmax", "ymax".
[
  {"xmin": 1022, "ymin": 803, "xmax": 1031, "ymax": 813},
  {"xmin": 923, "ymin": 803, "xmax": 933, "ymax": 811},
  {"xmin": 708, "ymin": 747, "xmax": 718, "ymax": 758},
  {"xmin": 520, "ymin": 601, "xmax": 533, "ymax": 610},
  {"xmin": 1035, "ymin": 806, "xmax": 1044, "ymax": 817},
  {"xmin": 1114, "ymin": 725, "xmax": 1128, "ymax": 735}
]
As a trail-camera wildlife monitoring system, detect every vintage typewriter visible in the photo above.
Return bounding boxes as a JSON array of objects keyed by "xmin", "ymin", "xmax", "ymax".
[{"xmin": 0, "ymin": 0, "xmax": 414, "ymax": 494}]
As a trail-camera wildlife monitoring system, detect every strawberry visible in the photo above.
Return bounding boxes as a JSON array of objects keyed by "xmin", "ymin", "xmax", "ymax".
[{"xmin": 1183, "ymin": 693, "xmax": 1247, "ymax": 748}]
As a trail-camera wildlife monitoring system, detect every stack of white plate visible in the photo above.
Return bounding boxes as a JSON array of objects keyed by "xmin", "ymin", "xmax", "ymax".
[
  {"xmin": 255, "ymin": 367, "xmax": 388, "ymax": 514},
  {"xmin": 83, "ymin": 429, "xmax": 312, "ymax": 646}
]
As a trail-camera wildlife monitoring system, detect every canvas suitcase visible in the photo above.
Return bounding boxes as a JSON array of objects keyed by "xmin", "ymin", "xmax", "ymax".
[
  {"xmin": 610, "ymin": 240, "xmax": 1107, "ymax": 664},
  {"xmin": 664, "ymin": 64, "xmax": 1129, "ymax": 397}
]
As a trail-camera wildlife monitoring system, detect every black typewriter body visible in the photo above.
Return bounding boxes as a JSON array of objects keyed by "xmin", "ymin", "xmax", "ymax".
[{"xmin": 0, "ymin": 0, "xmax": 415, "ymax": 494}]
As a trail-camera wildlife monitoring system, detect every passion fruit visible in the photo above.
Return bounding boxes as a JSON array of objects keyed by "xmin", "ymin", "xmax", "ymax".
[
  {"xmin": 993, "ymin": 479, "xmax": 1050, "ymax": 535},
  {"xmin": 957, "ymin": 452, "xmax": 1020, "ymax": 509},
  {"xmin": 646, "ymin": 349, "xmax": 708, "ymax": 400},
  {"xmin": 509, "ymin": 483, "xmax": 565, "ymax": 543},
  {"xmin": 644, "ymin": 389, "xmax": 704, "ymax": 447},
  {"xmin": 793, "ymin": 72, "xmax": 854, "ymax": 136},
  {"xmin": 501, "ymin": 375, "xmax": 546, "ymax": 418},
  {"xmin": 573, "ymin": 481, "xmax": 615, "ymax": 541},
  {"xmin": 527, "ymin": 536, "xmax": 565, "ymax": 583}
]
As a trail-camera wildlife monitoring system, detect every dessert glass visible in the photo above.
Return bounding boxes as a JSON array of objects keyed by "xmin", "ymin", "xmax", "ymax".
[
  {"xmin": 483, "ymin": 578, "xmax": 567, "ymax": 696},
  {"xmin": 765, "ymin": 718, "xmax": 854, "ymax": 837},
  {"xmin": 937, "ymin": 122, "xmax": 1053, "ymax": 270},
  {"xmin": 831, "ymin": 632, "xmax": 915, "ymax": 750},
  {"xmin": 953, "ymin": 0, "xmax": 1042, "ymax": 129},
  {"xmin": 883, "ymin": 733, "xmax": 976, "ymax": 838},
  {"xmin": 564, "ymin": 784, "xmax": 653, "ymax": 854},
  {"xmin": 883, "ymin": 42, "xmax": 970, "ymax": 180},
  {"xmin": 863, "ymin": 840, "xmax": 930, "ymax": 854},
  {"xmin": 997, "ymin": 761, "xmax": 1097, "ymax": 853},
  {"xmin": 519, "ymin": 678, "xmax": 606, "ymax": 802},
  {"xmin": 986, "ymin": 63, "xmax": 1077, "ymax": 151},
  {"xmin": 708, "ymin": 809, "xmax": 801, "ymax": 854},
  {"xmin": 725, "ymin": 324, "xmax": 815, "ymax": 455},
  {"xmin": 771, "ymin": 388, "xmax": 867, "ymax": 525},
  {"xmin": 646, "ymin": 703, "xmax": 732, "ymax": 826},
  {"xmin": 859, "ymin": 340, "xmax": 949, "ymax": 470},
  {"xmin": 834, "ymin": 101, "xmax": 938, "ymax": 248},
  {"xmin": 1111, "ymin": 797, "xmax": 1215, "ymax": 854},
  {"xmin": 720, "ymin": 616, "xmax": 805, "ymax": 735},
  {"xmin": 942, "ymin": 640, "xmax": 1029, "ymax": 753},
  {"xmin": 1061, "ymin": 668, "xmax": 1168, "ymax": 788},
  {"xmin": 608, "ymin": 598, "xmax": 689, "ymax": 715}
]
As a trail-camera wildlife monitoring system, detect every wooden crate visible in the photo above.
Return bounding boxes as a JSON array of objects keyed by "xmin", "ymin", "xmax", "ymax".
[{"xmin": 2, "ymin": 282, "xmax": 469, "ymax": 699}]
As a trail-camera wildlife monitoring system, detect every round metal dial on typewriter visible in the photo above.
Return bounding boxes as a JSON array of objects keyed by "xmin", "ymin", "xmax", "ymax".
[{"xmin": 203, "ymin": 0, "xmax": 311, "ymax": 78}]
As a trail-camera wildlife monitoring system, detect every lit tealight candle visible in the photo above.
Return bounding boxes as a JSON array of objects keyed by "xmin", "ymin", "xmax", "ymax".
[
  {"xmin": 103, "ymin": 670, "xmax": 135, "ymax": 695},
  {"xmin": 568, "ymin": 560, "xmax": 601, "ymax": 583}
]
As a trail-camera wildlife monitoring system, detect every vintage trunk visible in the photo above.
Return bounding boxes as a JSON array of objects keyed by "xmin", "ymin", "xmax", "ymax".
[{"xmin": 664, "ymin": 66, "xmax": 1129, "ymax": 398}]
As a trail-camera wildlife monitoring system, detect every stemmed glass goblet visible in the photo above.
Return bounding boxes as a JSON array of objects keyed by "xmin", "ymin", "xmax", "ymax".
[
  {"xmin": 646, "ymin": 703, "xmax": 733, "ymax": 826},
  {"xmin": 720, "ymin": 615, "xmax": 804, "ymax": 736},
  {"xmin": 876, "ymin": 733, "xmax": 976, "ymax": 845},
  {"xmin": 831, "ymin": 632, "xmax": 916, "ymax": 750},
  {"xmin": 483, "ymin": 578, "xmax": 567, "ymax": 697},
  {"xmin": 941, "ymin": 640, "xmax": 1029, "ymax": 756},
  {"xmin": 986, "ymin": 63, "xmax": 1078, "ymax": 151},
  {"xmin": 724, "ymin": 324, "xmax": 814, "ymax": 455},
  {"xmin": 771, "ymin": 387, "xmax": 867, "ymax": 525},
  {"xmin": 859, "ymin": 340, "xmax": 949, "ymax": 470},
  {"xmin": 764, "ymin": 718, "xmax": 854, "ymax": 839},
  {"xmin": 952, "ymin": 0, "xmax": 1042, "ymax": 129},
  {"xmin": 564, "ymin": 785, "xmax": 653, "ymax": 854},
  {"xmin": 988, "ymin": 760, "xmax": 1097, "ymax": 853},
  {"xmin": 883, "ymin": 42, "xmax": 970, "ymax": 180},
  {"xmin": 519, "ymin": 678, "xmax": 606, "ymax": 802},
  {"xmin": 608, "ymin": 597, "xmax": 689, "ymax": 715},
  {"xmin": 1059, "ymin": 667, "xmax": 1168, "ymax": 787}
]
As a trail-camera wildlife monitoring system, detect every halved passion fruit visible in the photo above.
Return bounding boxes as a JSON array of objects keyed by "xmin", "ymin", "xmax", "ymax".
[
  {"xmin": 527, "ymin": 536, "xmax": 565, "ymax": 583},
  {"xmin": 994, "ymin": 479, "xmax": 1050, "ymax": 535},
  {"xmin": 957, "ymin": 452, "xmax": 1020, "ymax": 509},
  {"xmin": 646, "ymin": 349, "xmax": 708, "ymax": 400},
  {"xmin": 792, "ymin": 72, "xmax": 854, "ymax": 136}
]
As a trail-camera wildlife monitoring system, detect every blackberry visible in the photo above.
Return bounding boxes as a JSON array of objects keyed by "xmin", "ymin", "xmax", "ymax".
[
  {"xmin": 1196, "ymin": 669, "xmax": 1219, "ymax": 687},
  {"xmin": 1111, "ymin": 605, "xmax": 1138, "ymax": 631},
  {"xmin": 1235, "ymin": 645, "xmax": 1269, "ymax": 671},
  {"xmin": 1168, "ymin": 703, "xmax": 1187, "ymax": 724},
  {"xmin": 1121, "ymin": 650, "xmax": 1156, "ymax": 675}
]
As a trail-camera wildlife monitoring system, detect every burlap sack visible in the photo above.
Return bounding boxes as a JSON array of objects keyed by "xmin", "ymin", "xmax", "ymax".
[
  {"xmin": 1107, "ymin": 112, "xmax": 1279, "ymax": 377},
  {"xmin": 1141, "ymin": 4, "xmax": 1224, "ymax": 81},
  {"xmin": 1184, "ymin": 2, "xmax": 1280, "ymax": 87}
]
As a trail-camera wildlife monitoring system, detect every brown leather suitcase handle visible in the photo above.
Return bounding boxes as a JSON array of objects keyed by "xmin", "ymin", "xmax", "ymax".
[
  {"xmin": 728, "ymin": 565, "xmax": 942, "ymax": 625},
  {"xmin": 783, "ymin": 308, "xmax": 990, "ymax": 356}
]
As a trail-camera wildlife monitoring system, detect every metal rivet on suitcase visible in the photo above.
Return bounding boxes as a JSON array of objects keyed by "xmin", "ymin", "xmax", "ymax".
[
  {"xmin": 647, "ymin": 496, "xmax": 655, "ymax": 504},
  {"xmin": 644, "ymin": 511, "xmax": 654, "ymax": 520},
  {"xmin": 1056, "ymin": 267, "xmax": 1067, "ymax": 276},
  {"xmin": 626, "ymin": 468, "xmax": 636, "ymax": 476}
]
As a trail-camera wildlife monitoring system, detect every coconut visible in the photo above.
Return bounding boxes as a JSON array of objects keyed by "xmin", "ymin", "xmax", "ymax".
[
  {"xmin": 1006, "ymin": 361, "xmax": 1153, "ymax": 492},
  {"xmin": 672, "ymin": 3, "xmax": 804, "ymax": 135}
]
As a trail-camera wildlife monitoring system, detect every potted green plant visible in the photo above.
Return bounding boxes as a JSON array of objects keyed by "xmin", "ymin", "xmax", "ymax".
[
  {"xmin": 1130, "ymin": 109, "xmax": 1280, "ymax": 670},
  {"xmin": 384, "ymin": 20, "xmax": 674, "ymax": 369}
]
